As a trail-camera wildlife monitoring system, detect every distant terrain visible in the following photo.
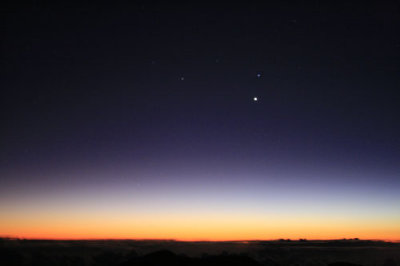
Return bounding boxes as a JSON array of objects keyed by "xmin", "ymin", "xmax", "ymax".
[{"xmin": 1, "ymin": 238, "xmax": 399, "ymax": 266}]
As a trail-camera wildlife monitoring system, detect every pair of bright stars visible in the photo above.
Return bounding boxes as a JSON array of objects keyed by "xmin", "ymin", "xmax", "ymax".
[
  {"xmin": 254, "ymin": 73, "xmax": 261, "ymax": 102},
  {"xmin": 254, "ymin": 72, "xmax": 261, "ymax": 101}
]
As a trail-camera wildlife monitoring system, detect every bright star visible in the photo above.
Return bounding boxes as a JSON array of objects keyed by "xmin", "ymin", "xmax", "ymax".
[{"xmin": 253, "ymin": 97, "xmax": 258, "ymax": 101}]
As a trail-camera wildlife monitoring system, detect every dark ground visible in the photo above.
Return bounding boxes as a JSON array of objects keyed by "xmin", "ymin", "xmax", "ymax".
[{"xmin": 0, "ymin": 238, "xmax": 399, "ymax": 266}]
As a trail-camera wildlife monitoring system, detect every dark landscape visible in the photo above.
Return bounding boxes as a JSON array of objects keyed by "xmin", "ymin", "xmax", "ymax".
[{"xmin": 1, "ymin": 238, "xmax": 399, "ymax": 266}]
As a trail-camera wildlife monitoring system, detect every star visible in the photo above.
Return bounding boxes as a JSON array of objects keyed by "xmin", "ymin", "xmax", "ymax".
[
  {"xmin": 256, "ymin": 73, "xmax": 261, "ymax": 78},
  {"xmin": 253, "ymin": 97, "xmax": 258, "ymax": 101}
]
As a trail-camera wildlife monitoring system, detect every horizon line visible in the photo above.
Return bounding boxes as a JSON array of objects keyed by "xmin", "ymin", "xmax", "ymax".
[{"xmin": 1, "ymin": 236, "xmax": 399, "ymax": 243}]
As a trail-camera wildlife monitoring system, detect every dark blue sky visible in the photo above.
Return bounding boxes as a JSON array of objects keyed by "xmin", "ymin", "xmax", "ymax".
[{"xmin": 1, "ymin": 2, "xmax": 399, "ymax": 240}]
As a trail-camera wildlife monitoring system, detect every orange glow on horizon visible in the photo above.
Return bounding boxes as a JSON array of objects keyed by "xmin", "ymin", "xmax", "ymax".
[{"xmin": 1, "ymin": 212, "xmax": 399, "ymax": 242}]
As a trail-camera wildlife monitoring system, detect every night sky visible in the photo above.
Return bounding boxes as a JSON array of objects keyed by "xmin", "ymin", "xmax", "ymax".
[{"xmin": 1, "ymin": 2, "xmax": 400, "ymax": 240}]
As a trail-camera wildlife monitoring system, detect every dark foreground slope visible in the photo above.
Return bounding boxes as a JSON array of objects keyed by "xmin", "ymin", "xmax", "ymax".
[
  {"xmin": 119, "ymin": 249, "xmax": 260, "ymax": 266},
  {"xmin": 0, "ymin": 239, "xmax": 399, "ymax": 266}
]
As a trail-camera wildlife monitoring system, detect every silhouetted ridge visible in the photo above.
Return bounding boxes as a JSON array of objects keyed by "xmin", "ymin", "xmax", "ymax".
[{"xmin": 1, "ymin": 239, "xmax": 398, "ymax": 266}]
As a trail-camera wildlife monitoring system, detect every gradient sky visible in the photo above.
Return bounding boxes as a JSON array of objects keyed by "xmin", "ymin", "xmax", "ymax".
[{"xmin": 1, "ymin": 2, "xmax": 400, "ymax": 241}]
